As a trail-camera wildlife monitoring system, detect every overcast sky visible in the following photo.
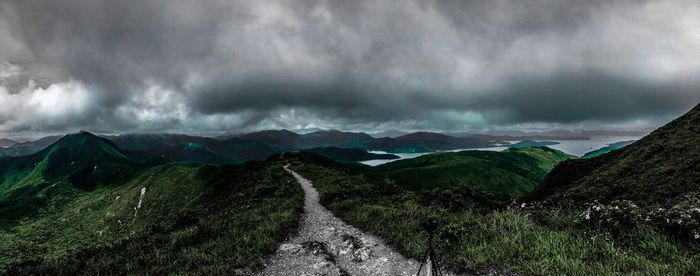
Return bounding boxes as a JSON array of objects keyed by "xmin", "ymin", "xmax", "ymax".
[{"xmin": 1, "ymin": 0, "xmax": 699, "ymax": 138}]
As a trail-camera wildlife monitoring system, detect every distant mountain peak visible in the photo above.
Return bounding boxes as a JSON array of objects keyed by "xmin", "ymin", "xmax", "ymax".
[{"xmin": 57, "ymin": 131, "xmax": 111, "ymax": 146}]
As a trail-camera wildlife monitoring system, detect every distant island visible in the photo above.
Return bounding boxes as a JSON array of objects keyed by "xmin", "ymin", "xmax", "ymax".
[
  {"xmin": 300, "ymin": 147, "xmax": 400, "ymax": 162},
  {"xmin": 582, "ymin": 140, "xmax": 636, "ymax": 158},
  {"xmin": 508, "ymin": 140, "xmax": 560, "ymax": 148}
]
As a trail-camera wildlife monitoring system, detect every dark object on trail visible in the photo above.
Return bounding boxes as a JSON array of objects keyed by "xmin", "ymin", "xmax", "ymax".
[
  {"xmin": 421, "ymin": 217, "xmax": 438, "ymax": 233},
  {"xmin": 416, "ymin": 217, "xmax": 444, "ymax": 276}
]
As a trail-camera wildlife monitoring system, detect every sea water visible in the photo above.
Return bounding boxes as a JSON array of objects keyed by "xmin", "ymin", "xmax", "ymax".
[{"xmin": 359, "ymin": 136, "xmax": 643, "ymax": 166}]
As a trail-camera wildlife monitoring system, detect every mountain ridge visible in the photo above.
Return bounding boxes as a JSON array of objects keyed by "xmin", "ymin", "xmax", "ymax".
[
  {"xmin": 0, "ymin": 138, "xmax": 17, "ymax": 148},
  {"xmin": 532, "ymin": 103, "xmax": 700, "ymax": 205}
]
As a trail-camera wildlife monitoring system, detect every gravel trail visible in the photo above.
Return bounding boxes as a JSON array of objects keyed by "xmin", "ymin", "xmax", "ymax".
[{"xmin": 256, "ymin": 165, "xmax": 447, "ymax": 276}]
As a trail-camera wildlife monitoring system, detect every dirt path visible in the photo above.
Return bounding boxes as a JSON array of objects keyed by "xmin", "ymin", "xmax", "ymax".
[{"xmin": 256, "ymin": 165, "xmax": 448, "ymax": 276}]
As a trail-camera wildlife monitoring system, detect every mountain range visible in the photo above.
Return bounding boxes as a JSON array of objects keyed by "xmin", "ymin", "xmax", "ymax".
[
  {"xmin": 0, "ymin": 130, "xmax": 502, "ymax": 162},
  {"xmin": 0, "ymin": 135, "xmax": 61, "ymax": 156},
  {"xmin": 0, "ymin": 139, "xmax": 16, "ymax": 148},
  {"xmin": 1, "ymin": 128, "xmax": 650, "ymax": 162}
]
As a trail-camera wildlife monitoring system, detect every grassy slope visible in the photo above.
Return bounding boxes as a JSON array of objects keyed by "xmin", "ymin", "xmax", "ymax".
[
  {"xmin": 162, "ymin": 142, "xmax": 227, "ymax": 164},
  {"xmin": 377, "ymin": 147, "xmax": 572, "ymax": 202},
  {"xmin": 534, "ymin": 103, "xmax": 700, "ymax": 205},
  {"xmin": 581, "ymin": 140, "xmax": 635, "ymax": 159},
  {"xmin": 0, "ymin": 149, "xmax": 303, "ymax": 274},
  {"xmin": 507, "ymin": 140, "xmax": 559, "ymax": 148},
  {"xmin": 0, "ymin": 132, "xmax": 144, "ymax": 222},
  {"xmin": 300, "ymin": 147, "xmax": 399, "ymax": 162},
  {"xmin": 290, "ymin": 157, "xmax": 699, "ymax": 275}
]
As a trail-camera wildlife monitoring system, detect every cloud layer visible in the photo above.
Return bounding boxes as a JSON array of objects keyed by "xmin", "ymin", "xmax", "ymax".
[{"xmin": 1, "ymin": 0, "xmax": 699, "ymax": 136}]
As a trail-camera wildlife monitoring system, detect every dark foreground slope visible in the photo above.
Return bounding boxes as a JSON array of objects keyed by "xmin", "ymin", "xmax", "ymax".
[
  {"xmin": 533, "ymin": 103, "xmax": 700, "ymax": 205},
  {"xmin": 286, "ymin": 153, "xmax": 698, "ymax": 275},
  {"xmin": 0, "ymin": 135, "xmax": 304, "ymax": 274}
]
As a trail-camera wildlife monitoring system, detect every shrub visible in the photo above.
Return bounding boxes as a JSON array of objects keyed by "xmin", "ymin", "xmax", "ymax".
[{"xmin": 581, "ymin": 199, "xmax": 700, "ymax": 241}]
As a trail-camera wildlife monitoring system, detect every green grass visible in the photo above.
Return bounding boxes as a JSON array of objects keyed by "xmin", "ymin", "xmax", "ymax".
[
  {"xmin": 0, "ymin": 160, "xmax": 304, "ymax": 274},
  {"xmin": 291, "ymin": 159, "xmax": 700, "ymax": 275},
  {"xmin": 300, "ymin": 147, "xmax": 399, "ymax": 162},
  {"xmin": 377, "ymin": 147, "xmax": 572, "ymax": 202},
  {"xmin": 581, "ymin": 140, "xmax": 635, "ymax": 159},
  {"xmin": 535, "ymin": 103, "xmax": 700, "ymax": 205}
]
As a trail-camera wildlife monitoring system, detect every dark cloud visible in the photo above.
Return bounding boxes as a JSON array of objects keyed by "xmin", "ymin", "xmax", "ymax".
[{"xmin": 1, "ymin": 0, "xmax": 699, "ymax": 136}]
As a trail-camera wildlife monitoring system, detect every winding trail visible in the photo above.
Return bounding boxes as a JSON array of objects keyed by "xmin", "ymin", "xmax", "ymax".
[{"xmin": 256, "ymin": 165, "xmax": 448, "ymax": 276}]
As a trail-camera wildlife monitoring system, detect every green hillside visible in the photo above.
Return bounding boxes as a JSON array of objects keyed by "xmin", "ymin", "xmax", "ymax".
[
  {"xmin": 507, "ymin": 140, "xmax": 559, "ymax": 148},
  {"xmin": 581, "ymin": 140, "xmax": 635, "ymax": 158},
  {"xmin": 162, "ymin": 143, "xmax": 226, "ymax": 164},
  {"xmin": 377, "ymin": 147, "xmax": 572, "ymax": 202},
  {"xmin": 534, "ymin": 103, "xmax": 700, "ymax": 205},
  {"xmin": 0, "ymin": 132, "xmax": 145, "ymax": 220},
  {"xmin": 287, "ymin": 153, "xmax": 698, "ymax": 275},
  {"xmin": 300, "ymin": 147, "xmax": 399, "ymax": 162},
  {"xmin": 0, "ymin": 134, "xmax": 304, "ymax": 274}
]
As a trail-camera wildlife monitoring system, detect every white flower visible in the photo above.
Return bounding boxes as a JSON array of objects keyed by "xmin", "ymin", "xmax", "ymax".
[
  {"xmin": 584, "ymin": 211, "xmax": 591, "ymax": 220},
  {"xmin": 521, "ymin": 203, "xmax": 526, "ymax": 208}
]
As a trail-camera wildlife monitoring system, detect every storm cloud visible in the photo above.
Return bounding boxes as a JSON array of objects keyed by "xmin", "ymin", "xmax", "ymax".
[{"xmin": 1, "ymin": 0, "xmax": 699, "ymax": 136}]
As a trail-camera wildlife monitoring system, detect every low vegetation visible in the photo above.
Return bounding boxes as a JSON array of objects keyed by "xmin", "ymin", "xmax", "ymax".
[
  {"xmin": 290, "ymin": 156, "xmax": 699, "ymax": 275},
  {"xmin": 0, "ymin": 156, "xmax": 303, "ymax": 274},
  {"xmin": 580, "ymin": 198, "xmax": 700, "ymax": 241},
  {"xmin": 535, "ymin": 103, "xmax": 700, "ymax": 205},
  {"xmin": 376, "ymin": 147, "xmax": 572, "ymax": 203},
  {"xmin": 581, "ymin": 140, "xmax": 635, "ymax": 158},
  {"xmin": 300, "ymin": 147, "xmax": 399, "ymax": 162}
]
